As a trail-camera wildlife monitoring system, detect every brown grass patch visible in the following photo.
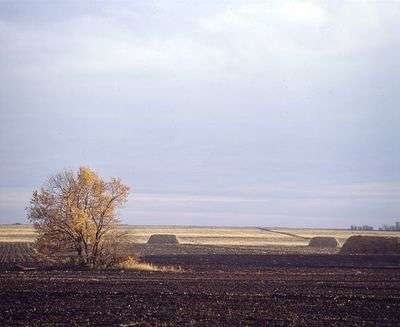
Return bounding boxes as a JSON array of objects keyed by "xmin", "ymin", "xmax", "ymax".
[{"xmin": 119, "ymin": 256, "xmax": 183, "ymax": 272}]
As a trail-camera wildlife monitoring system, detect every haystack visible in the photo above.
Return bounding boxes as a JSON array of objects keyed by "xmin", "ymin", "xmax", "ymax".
[
  {"xmin": 147, "ymin": 234, "xmax": 179, "ymax": 245},
  {"xmin": 308, "ymin": 237, "xmax": 338, "ymax": 248},
  {"xmin": 340, "ymin": 235, "xmax": 400, "ymax": 255}
]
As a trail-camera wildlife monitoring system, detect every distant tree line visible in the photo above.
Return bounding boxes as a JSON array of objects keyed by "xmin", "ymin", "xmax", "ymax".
[
  {"xmin": 350, "ymin": 225, "xmax": 374, "ymax": 231},
  {"xmin": 378, "ymin": 222, "xmax": 400, "ymax": 231},
  {"xmin": 350, "ymin": 222, "xmax": 400, "ymax": 231}
]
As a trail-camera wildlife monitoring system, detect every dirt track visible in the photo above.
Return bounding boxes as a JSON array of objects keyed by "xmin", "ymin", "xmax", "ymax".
[{"xmin": 1, "ymin": 244, "xmax": 400, "ymax": 326}]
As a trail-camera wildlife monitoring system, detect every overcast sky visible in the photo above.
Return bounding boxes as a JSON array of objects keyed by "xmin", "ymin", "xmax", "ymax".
[{"xmin": 0, "ymin": 1, "xmax": 399, "ymax": 227}]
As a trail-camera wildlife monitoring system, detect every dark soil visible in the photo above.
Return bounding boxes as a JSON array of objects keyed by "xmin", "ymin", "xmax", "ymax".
[{"xmin": 1, "ymin": 243, "xmax": 399, "ymax": 326}]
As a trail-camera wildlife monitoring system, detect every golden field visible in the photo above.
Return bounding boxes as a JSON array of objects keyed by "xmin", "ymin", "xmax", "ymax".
[{"xmin": 1, "ymin": 224, "xmax": 399, "ymax": 246}]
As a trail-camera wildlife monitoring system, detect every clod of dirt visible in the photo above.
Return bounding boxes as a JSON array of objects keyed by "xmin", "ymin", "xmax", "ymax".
[
  {"xmin": 340, "ymin": 235, "xmax": 400, "ymax": 255},
  {"xmin": 308, "ymin": 237, "xmax": 338, "ymax": 248},
  {"xmin": 147, "ymin": 234, "xmax": 179, "ymax": 245}
]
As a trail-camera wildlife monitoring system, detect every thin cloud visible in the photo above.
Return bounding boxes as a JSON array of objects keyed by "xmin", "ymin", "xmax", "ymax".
[{"xmin": 0, "ymin": 1, "xmax": 399, "ymax": 227}]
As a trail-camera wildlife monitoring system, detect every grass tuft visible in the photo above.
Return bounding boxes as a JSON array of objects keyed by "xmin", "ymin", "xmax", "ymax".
[{"xmin": 119, "ymin": 256, "xmax": 184, "ymax": 272}]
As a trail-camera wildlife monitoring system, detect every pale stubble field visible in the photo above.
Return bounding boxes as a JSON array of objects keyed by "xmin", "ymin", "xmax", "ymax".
[{"xmin": 1, "ymin": 224, "xmax": 399, "ymax": 246}]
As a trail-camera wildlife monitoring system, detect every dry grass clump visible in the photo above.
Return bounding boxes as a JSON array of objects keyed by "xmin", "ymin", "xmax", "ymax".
[
  {"xmin": 308, "ymin": 237, "xmax": 338, "ymax": 248},
  {"xmin": 340, "ymin": 235, "xmax": 400, "ymax": 255},
  {"xmin": 119, "ymin": 256, "xmax": 183, "ymax": 272},
  {"xmin": 147, "ymin": 234, "xmax": 179, "ymax": 245}
]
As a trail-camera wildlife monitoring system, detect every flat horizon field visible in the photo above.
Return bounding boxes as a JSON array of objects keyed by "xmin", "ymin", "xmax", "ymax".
[{"xmin": 1, "ymin": 224, "xmax": 399, "ymax": 246}]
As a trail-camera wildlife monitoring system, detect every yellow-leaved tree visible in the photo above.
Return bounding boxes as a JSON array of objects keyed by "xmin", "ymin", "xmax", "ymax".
[{"xmin": 27, "ymin": 167, "xmax": 130, "ymax": 267}]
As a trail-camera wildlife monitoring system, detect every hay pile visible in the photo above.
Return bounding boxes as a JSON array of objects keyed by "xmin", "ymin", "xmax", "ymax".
[
  {"xmin": 147, "ymin": 234, "xmax": 179, "ymax": 245},
  {"xmin": 340, "ymin": 235, "xmax": 400, "ymax": 255},
  {"xmin": 308, "ymin": 237, "xmax": 338, "ymax": 248}
]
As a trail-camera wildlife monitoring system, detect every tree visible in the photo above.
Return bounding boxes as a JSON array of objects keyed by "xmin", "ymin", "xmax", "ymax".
[{"xmin": 27, "ymin": 166, "xmax": 130, "ymax": 267}]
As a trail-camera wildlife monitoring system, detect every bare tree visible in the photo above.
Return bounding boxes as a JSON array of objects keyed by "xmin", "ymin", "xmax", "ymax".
[{"xmin": 27, "ymin": 167, "xmax": 130, "ymax": 267}]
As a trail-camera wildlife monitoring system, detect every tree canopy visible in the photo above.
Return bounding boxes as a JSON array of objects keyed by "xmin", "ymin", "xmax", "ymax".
[{"xmin": 27, "ymin": 167, "xmax": 130, "ymax": 267}]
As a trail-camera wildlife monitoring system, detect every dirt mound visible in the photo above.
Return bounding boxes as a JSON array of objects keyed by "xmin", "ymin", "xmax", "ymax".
[
  {"xmin": 308, "ymin": 237, "xmax": 338, "ymax": 248},
  {"xmin": 147, "ymin": 234, "xmax": 179, "ymax": 245},
  {"xmin": 340, "ymin": 236, "xmax": 400, "ymax": 255}
]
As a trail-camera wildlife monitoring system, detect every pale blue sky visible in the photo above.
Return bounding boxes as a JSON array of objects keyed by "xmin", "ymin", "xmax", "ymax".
[{"xmin": 0, "ymin": 1, "xmax": 399, "ymax": 227}]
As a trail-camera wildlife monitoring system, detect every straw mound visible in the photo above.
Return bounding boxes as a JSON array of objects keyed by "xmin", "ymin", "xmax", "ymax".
[
  {"xmin": 308, "ymin": 237, "xmax": 338, "ymax": 248},
  {"xmin": 147, "ymin": 234, "xmax": 179, "ymax": 245},
  {"xmin": 340, "ymin": 235, "xmax": 400, "ymax": 255}
]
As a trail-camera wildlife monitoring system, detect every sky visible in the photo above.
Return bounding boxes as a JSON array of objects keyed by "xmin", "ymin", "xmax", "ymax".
[{"xmin": 0, "ymin": 1, "xmax": 399, "ymax": 228}]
